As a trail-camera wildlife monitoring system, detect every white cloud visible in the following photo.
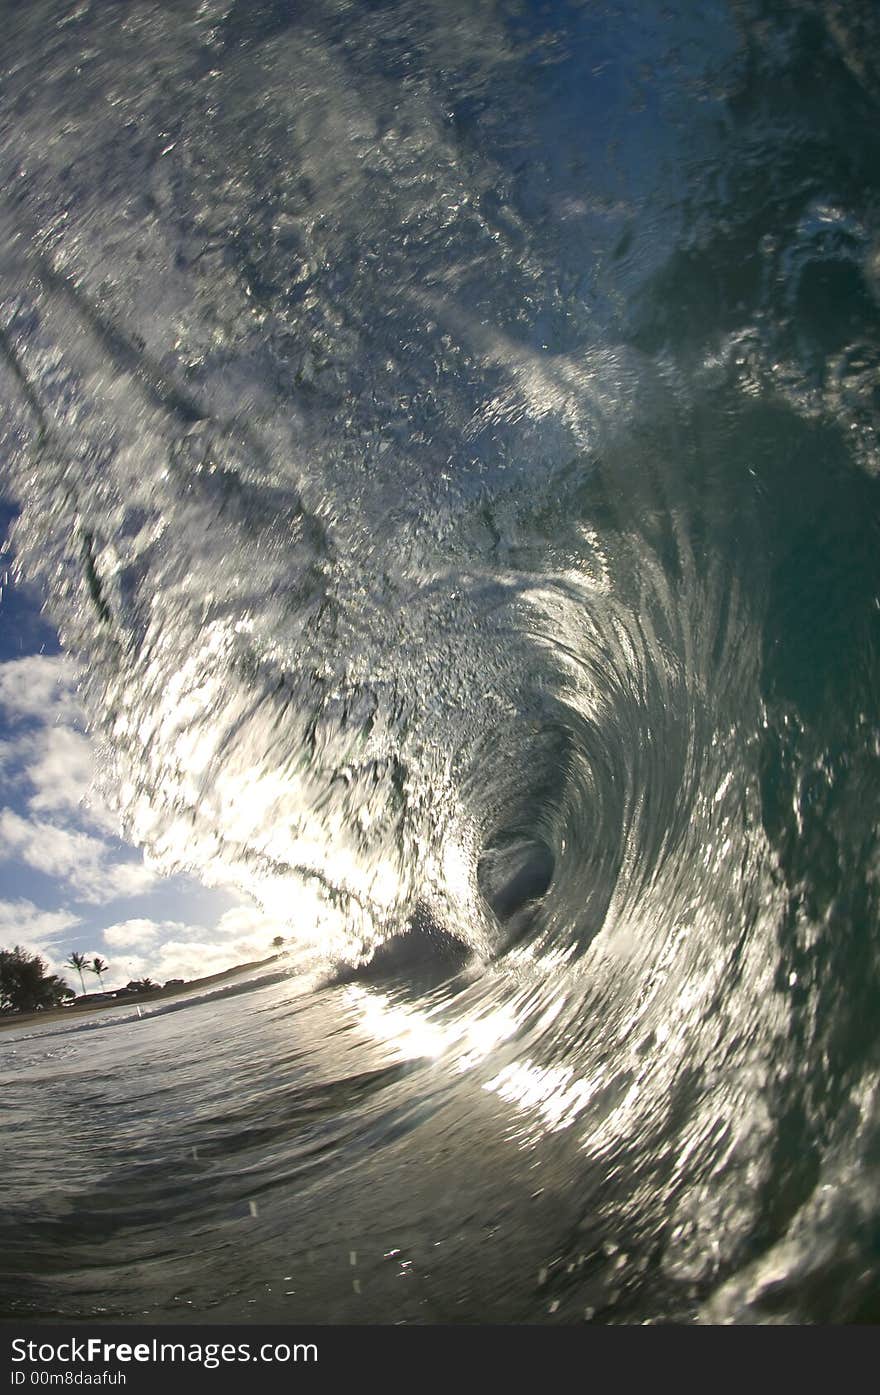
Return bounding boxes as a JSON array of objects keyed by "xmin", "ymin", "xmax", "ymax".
[
  {"xmin": 0, "ymin": 656, "xmax": 284, "ymax": 991},
  {"xmin": 0, "ymin": 655, "xmax": 79, "ymax": 724},
  {"xmin": 0, "ymin": 809, "xmax": 155, "ymax": 901},
  {"xmin": 0, "ymin": 654, "xmax": 113, "ymax": 825},
  {"xmin": 215, "ymin": 904, "xmax": 281, "ymax": 940},
  {"xmin": 102, "ymin": 917, "xmax": 185, "ymax": 949},
  {"xmin": 119, "ymin": 934, "xmax": 276, "ymax": 987},
  {"xmin": 0, "ymin": 897, "xmax": 80, "ymax": 945},
  {"xmin": 26, "ymin": 725, "xmax": 99, "ymax": 816},
  {"xmin": 96, "ymin": 904, "xmax": 283, "ymax": 985}
]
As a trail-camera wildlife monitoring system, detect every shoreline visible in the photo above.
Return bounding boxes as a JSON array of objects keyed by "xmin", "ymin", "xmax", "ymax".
[{"xmin": 0, "ymin": 953, "xmax": 283, "ymax": 1032}]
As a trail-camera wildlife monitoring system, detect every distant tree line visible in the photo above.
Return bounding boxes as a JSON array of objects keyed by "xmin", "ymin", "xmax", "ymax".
[
  {"xmin": 0, "ymin": 946, "xmax": 73, "ymax": 1013},
  {"xmin": 0, "ymin": 946, "xmax": 164, "ymax": 1013},
  {"xmin": 1, "ymin": 935, "xmax": 288, "ymax": 1014}
]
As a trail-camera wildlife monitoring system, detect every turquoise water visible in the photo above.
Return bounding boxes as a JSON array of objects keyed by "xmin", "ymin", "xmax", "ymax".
[{"xmin": 2, "ymin": 0, "xmax": 880, "ymax": 1323}]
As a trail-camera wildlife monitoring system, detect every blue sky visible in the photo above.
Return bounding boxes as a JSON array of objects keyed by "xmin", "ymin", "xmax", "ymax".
[{"xmin": 0, "ymin": 499, "xmax": 283, "ymax": 994}]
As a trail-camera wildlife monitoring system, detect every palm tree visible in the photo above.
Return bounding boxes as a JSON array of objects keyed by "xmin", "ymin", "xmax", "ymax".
[
  {"xmin": 65, "ymin": 951, "xmax": 88, "ymax": 996},
  {"xmin": 90, "ymin": 956, "xmax": 109, "ymax": 990}
]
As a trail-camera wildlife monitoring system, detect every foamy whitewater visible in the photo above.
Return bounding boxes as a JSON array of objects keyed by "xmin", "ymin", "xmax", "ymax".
[{"xmin": 2, "ymin": 0, "xmax": 880, "ymax": 1323}]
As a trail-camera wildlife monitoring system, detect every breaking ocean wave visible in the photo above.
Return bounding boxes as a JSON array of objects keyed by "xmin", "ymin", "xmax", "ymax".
[{"xmin": 2, "ymin": 0, "xmax": 880, "ymax": 1324}]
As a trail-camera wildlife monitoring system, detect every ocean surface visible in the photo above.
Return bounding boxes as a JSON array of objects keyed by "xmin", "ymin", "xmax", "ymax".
[{"xmin": 2, "ymin": 0, "xmax": 880, "ymax": 1323}]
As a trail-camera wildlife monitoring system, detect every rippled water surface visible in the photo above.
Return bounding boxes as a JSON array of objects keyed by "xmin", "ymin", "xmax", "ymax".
[{"xmin": 2, "ymin": 0, "xmax": 880, "ymax": 1324}]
